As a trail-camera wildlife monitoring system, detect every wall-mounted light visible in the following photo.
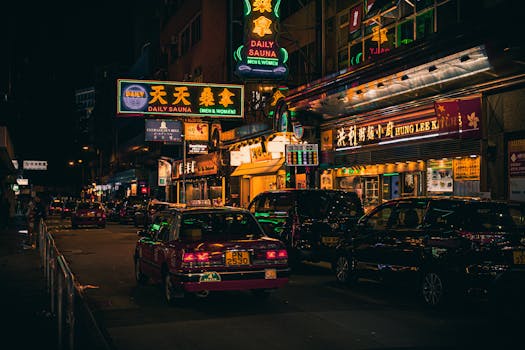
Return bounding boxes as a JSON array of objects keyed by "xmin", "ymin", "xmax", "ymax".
[
  {"xmin": 460, "ymin": 54, "xmax": 470, "ymax": 62},
  {"xmin": 428, "ymin": 65, "xmax": 437, "ymax": 72}
]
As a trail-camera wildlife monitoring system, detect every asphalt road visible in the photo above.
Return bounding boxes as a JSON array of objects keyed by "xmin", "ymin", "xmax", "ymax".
[{"xmin": 46, "ymin": 217, "xmax": 521, "ymax": 350}]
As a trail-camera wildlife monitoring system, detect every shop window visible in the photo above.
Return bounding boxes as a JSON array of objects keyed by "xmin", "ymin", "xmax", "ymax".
[
  {"xmin": 350, "ymin": 42, "xmax": 364, "ymax": 66},
  {"xmin": 338, "ymin": 47, "xmax": 349, "ymax": 70},
  {"xmin": 437, "ymin": 0, "xmax": 458, "ymax": 32},
  {"xmin": 364, "ymin": 205, "xmax": 394, "ymax": 230},
  {"xmin": 396, "ymin": 19, "xmax": 414, "ymax": 46},
  {"xmin": 349, "ymin": 28, "xmax": 362, "ymax": 41},
  {"xmin": 416, "ymin": 9, "xmax": 434, "ymax": 40},
  {"xmin": 337, "ymin": 11, "xmax": 349, "ymax": 48}
]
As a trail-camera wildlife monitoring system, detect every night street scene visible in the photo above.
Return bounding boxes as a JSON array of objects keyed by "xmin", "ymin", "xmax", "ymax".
[{"xmin": 1, "ymin": 1, "xmax": 525, "ymax": 349}]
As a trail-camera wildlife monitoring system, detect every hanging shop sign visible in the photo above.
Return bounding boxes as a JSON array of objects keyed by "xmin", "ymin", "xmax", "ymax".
[
  {"xmin": 194, "ymin": 153, "xmax": 219, "ymax": 177},
  {"xmin": 427, "ymin": 159, "xmax": 453, "ymax": 193},
  {"xmin": 184, "ymin": 122, "xmax": 209, "ymax": 141},
  {"xmin": 508, "ymin": 139, "xmax": 525, "ymax": 177},
  {"xmin": 453, "ymin": 157, "xmax": 480, "ymax": 181},
  {"xmin": 23, "ymin": 160, "xmax": 48, "ymax": 170},
  {"xmin": 434, "ymin": 96, "xmax": 482, "ymax": 139},
  {"xmin": 321, "ymin": 130, "xmax": 333, "ymax": 151},
  {"xmin": 145, "ymin": 119, "xmax": 182, "ymax": 142},
  {"xmin": 158, "ymin": 160, "xmax": 172, "ymax": 186},
  {"xmin": 285, "ymin": 144, "xmax": 319, "ymax": 166},
  {"xmin": 349, "ymin": 4, "xmax": 362, "ymax": 33},
  {"xmin": 117, "ymin": 79, "xmax": 244, "ymax": 118},
  {"xmin": 188, "ymin": 143, "xmax": 209, "ymax": 155},
  {"xmin": 234, "ymin": 0, "xmax": 288, "ymax": 79}
]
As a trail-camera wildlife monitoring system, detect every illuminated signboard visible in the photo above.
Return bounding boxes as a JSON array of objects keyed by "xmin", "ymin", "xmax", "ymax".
[
  {"xmin": 188, "ymin": 143, "xmax": 209, "ymax": 155},
  {"xmin": 285, "ymin": 144, "xmax": 319, "ymax": 166},
  {"xmin": 334, "ymin": 97, "xmax": 482, "ymax": 151},
  {"xmin": 234, "ymin": 0, "xmax": 288, "ymax": 79},
  {"xmin": 117, "ymin": 79, "xmax": 244, "ymax": 118},
  {"xmin": 145, "ymin": 119, "xmax": 182, "ymax": 142}
]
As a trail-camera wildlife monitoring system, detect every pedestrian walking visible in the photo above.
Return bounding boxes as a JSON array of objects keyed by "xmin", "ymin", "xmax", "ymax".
[{"xmin": 30, "ymin": 197, "xmax": 46, "ymax": 247}]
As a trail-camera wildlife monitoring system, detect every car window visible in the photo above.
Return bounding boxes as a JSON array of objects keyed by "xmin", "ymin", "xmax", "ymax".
[
  {"xmin": 363, "ymin": 204, "xmax": 395, "ymax": 230},
  {"xmin": 461, "ymin": 202, "xmax": 516, "ymax": 232},
  {"xmin": 77, "ymin": 202, "xmax": 101, "ymax": 210},
  {"xmin": 390, "ymin": 201, "xmax": 426, "ymax": 229},
  {"xmin": 254, "ymin": 193, "xmax": 294, "ymax": 213},
  {"xmin": 425, "ymin": 200, "xmax": 461, "ymax": 229},
  {"xmin": 298, "ymin": 192, "xmax": 330, "ymax": 218},
  {"xmin": 179, "ymin": 212, "xmax": 264, "ymax": 241}
]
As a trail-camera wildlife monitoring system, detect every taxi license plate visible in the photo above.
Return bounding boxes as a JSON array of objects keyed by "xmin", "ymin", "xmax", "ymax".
[
  {"xmin": 513, "ymin": 250, "xmax": 525, "ymax": 265},
  {"xmin": 321, "ymin": 236, "xmax": 339, "ymax": 246},
  {"xmin": 225, "ymin": 251, "xmax": 250, "ymax": 266},
  {"xmin": 265, "ymin": 269, "xmax": 276, "ymax": 279}
]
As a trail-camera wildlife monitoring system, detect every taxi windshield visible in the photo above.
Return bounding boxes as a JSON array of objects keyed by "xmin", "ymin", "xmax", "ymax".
[{"xmin": 180, "ymin": 212, "xmax": 264, "ymax": 241}]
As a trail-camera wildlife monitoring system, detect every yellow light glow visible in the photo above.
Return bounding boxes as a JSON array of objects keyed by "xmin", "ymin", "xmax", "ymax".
[{"xmin": 252, "ymin": 16, "xmax": 273, "ymax": 37}]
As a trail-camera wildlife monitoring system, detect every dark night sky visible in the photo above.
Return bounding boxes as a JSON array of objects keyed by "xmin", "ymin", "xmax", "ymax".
[{"xmin": 2, "ymin": 1, "xmax": 134, "ymax": 186}]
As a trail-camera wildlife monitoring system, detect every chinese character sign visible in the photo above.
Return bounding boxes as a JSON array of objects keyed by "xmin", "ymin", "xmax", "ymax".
[
  {"xmin": 234, "ymin": 0, "xmax": 288, "ymax": 79},
  {"xmin": 117, "ymin": 79, "xmax": 244, "ymax": 118}
]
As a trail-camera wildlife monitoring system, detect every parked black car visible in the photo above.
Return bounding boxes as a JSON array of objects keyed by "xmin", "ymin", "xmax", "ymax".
[
  {"xmin": 119, "ymin": 197, "xmax": 147, "ymax": 224},
  {"xmin": 332, "ymin": 196, "xmax": 525, "ymax": 308},
  {"xmin": 248, "ymin": 189, "xmax": 364, "ymax": 265}
]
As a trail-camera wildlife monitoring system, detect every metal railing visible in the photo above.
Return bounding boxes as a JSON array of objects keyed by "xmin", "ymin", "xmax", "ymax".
[{"xmin": 37, "ymin": 219, "xmax": 111, "ymax": 350}]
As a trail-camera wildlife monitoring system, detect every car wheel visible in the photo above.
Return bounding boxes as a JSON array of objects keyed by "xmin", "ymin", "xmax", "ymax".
[
  {"xmin": 164, "ymin": 273, "xmax": 177, "ymax": 306},
  {"xmin": 421, "ymin": 271, "xmax": 446, "ymax": 308},
  {"xmin": 333, "ymin": 253, "xmax": 357, "ymax": 285},
  {"xmin": 134, "ymin": 259, "xmax": 148, "ymax": 285}
]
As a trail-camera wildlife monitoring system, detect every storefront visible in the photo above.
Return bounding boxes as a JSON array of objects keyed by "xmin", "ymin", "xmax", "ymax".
[
  {"xmin": 172, "ymin": 152, "xmax": 225, "ymax": 206},
  {"xmin": 319, "ymin": 98, "xmax": 483, "ymax": 211},
  {"xmin": 227, "ymin": 132, "xmax": 299, "ymax": 207}
]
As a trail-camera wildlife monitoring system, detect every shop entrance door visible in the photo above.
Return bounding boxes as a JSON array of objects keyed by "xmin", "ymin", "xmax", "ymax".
[{"xmin": 241, "ymin": 177, "xmax": 251, "ymax": 208}]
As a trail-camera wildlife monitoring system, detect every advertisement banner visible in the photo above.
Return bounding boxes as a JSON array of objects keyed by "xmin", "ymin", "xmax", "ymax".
[
  {"xmin": 349, "ymin": 4, "xmax": 362, "ymax": 33},
  {"xmin": 117, "ymin": 79, "xmax": 244, "ymax": 118},
  {"xmin": 434, "ymin": 95, "xmax": 481, "ymax": 138},
  {"xmin": 145, "ymin": 119, "xmax": 182, "ymax": 142},
  {"xmin": 509, "ymin": 139, "xmax": 525, "ymax": 177},
  {"xmin": 184, "ymin": 122, "xmax": 209, "ymax": 141},
  {"xmin": 427, "ymin": 159, "xmax": 453, "ymax": 193}
]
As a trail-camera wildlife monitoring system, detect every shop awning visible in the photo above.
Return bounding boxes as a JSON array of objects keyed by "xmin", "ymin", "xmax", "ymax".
[{"xmin": 231, "ymin": 158, "xmax": 285, "ymax": 177}]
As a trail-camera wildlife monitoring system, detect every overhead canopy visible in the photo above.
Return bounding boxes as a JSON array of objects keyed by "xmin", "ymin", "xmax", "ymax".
[{"xmin": 230, "ymin": 158, "xmax": 284, "ymax": 177}]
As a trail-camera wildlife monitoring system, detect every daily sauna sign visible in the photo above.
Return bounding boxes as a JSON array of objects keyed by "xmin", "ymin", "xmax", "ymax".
[
  {"xmin": 234, "ymin": 0, "xmax": 288, "ymax": 79},
  {"xmin": 117, "ymin": 79, "xmax": 244, "ymax": 118}
]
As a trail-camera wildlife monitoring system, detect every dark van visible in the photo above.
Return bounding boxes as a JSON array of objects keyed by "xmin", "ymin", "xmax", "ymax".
[{"xmin": 248, "ymin": 189, "xmax": 364, "ymax": 264}]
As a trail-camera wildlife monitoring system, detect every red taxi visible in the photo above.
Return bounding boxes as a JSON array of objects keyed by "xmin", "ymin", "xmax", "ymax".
[
  {"xmin": 71, "ymin": 202, "xmax": 106, "ymax": 229},
  {"xmin": 134, "ymin": 207, "xmax": 290, "ymax": 304}
]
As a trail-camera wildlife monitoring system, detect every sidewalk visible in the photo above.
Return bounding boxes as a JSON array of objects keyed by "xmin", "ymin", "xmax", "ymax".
[{"xmin": 0, "ymin": 215, "xmax": 57, "ymax": 350}]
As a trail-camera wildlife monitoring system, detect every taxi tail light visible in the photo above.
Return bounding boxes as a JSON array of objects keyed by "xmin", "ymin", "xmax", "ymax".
[
  {"xmin": 266, "ymin": 249, "xmax": 288, "ymax": 260},
  {"xmin": 183, "ymin": 252, "xmax": 209, "ymax": 263}
]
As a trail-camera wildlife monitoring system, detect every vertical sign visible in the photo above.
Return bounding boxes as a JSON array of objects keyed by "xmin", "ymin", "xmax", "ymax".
[{"xmin": 234, "ymin": 0, "xmax": 288, "ymax": 79}]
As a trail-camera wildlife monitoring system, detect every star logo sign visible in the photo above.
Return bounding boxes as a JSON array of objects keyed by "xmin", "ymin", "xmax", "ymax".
[
  {"xmin": 252, "ymin": 16, "xmax": 273, "ymax": 37},
  {"xmin": 467, "ymin": 112, "xmax": 479, "ymax": 129}
]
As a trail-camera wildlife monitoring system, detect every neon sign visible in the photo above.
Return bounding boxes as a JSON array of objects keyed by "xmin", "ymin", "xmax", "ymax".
[{"xmin": 235, "ymin": 0, "xmax": 288, "ymax": 79}]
